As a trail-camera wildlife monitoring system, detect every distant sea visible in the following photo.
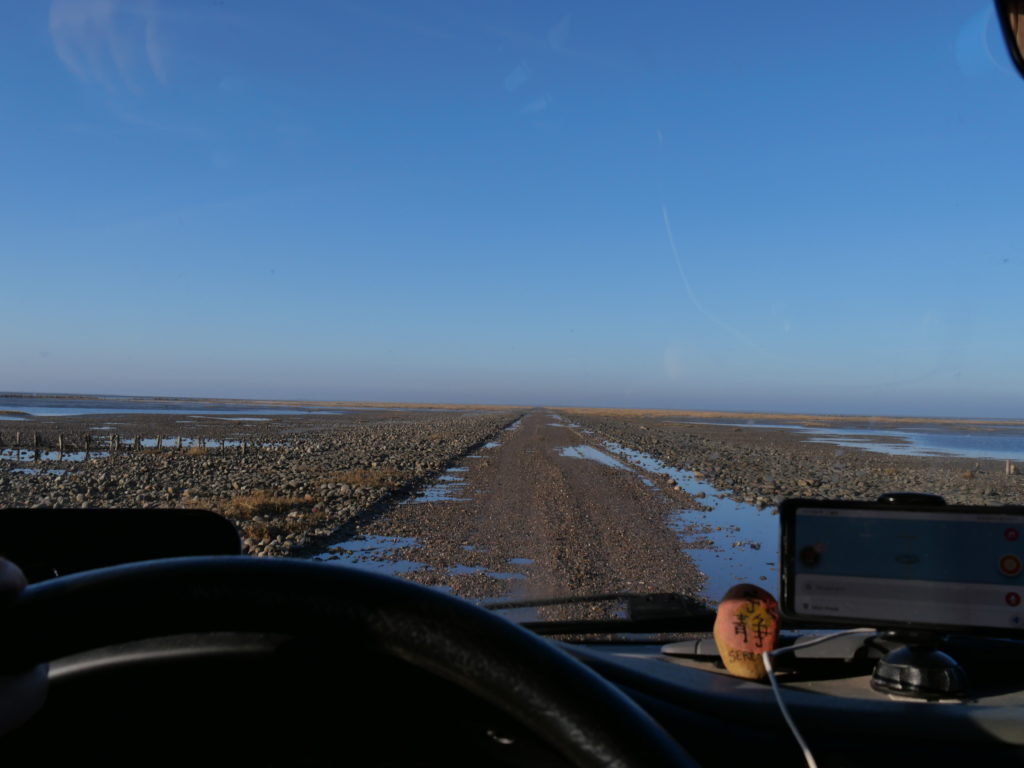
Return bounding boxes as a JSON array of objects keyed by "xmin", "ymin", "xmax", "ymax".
[
  {"xmin": 0, "ymin": 394, "xmax": 344, "ymax": 419},
  {"xmin": 690, "ymin": 421, "xmax": 1024, "ymax": 462}
]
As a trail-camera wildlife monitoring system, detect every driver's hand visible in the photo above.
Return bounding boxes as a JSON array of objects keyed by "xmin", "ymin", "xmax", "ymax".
[{"xmin": 0, "ymin": 559, "xmax": 47, "ymax": 736}]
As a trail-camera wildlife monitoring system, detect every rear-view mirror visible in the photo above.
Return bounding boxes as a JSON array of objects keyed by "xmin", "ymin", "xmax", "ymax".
[{"xmin": 996, "ymin": 0, "xmax": 1024, "ymax": 78}]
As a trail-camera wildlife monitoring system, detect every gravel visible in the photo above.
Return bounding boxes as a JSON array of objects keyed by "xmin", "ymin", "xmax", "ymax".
[
  {"xmin": 0, "ymin": 409, "xmax": 521, "ymax": 557},
  {"xmin": 568, "ymin": 415, "xmax": 1024, "ymax": 509}
]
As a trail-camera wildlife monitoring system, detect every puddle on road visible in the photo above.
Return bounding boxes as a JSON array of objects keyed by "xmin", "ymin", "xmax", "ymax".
[
  {"xmin": 504, "ymin": 419, "xmax": 523, "ymax": 432},
  {"xmin": 312, "ymin": 535, "xmax": 426, "ymax": 575},
  {"xmin": 11, "ymin": 468, "xmax": 67, "ymax": 476},
  {"xmin": 602, "ymin": 441, "xmax": 779, "ymax": 602},
  {"xmin": 558, "ymin": 445, "xmax": 627, "ymax": 469},
  {"xmin": 483, "ymin": 441, "xmax": 500, "ymax": 449},
  {"xmin": 405, "ymin": 466, "xmax": 470, "ymax": 503},
  {"xmin": 311, "ymin": 536, "xmax": 533, "ymax": 592},
  {"xmin": 448, "ymin": 564, "xmax": 526, "ymax": 580},
  {"xmin": 547, "ymin": 415, "xmax": 582, "ymax": 429}
]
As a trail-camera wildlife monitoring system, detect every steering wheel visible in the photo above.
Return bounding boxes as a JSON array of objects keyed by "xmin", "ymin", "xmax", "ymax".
[{"xmin": 1, "ymin": 556, "xmax": 696, "ymax": 768}]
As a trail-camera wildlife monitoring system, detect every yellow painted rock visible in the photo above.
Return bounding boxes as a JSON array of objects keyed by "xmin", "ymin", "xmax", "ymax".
[{"xmin": 713, "ymin": 584, "xmax": 780, "ymax": 680}]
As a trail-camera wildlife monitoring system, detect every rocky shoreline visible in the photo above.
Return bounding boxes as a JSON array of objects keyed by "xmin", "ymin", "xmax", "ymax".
[
  {"xmin": 0, "ymin": 409, "xmax": 520, "ymax": 557},
  {"xmin": 566, "ymin": 413, "xmax": 1024, "ymax": 509},
  {"xmin": 3, "ymin": 407, "xmax": 1022, "ymax": 570}
]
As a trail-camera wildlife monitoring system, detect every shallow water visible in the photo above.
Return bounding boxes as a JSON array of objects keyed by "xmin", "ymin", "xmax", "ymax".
[
  {"xmin": 602, "ymin": 441, "xmax": 779, "ymax": 602},
  {"xmin": 312, "ymin": 535, "xmax": 533, "ymax": 588},
  {"xmin": 683, "ymin": 421, "xmax": 1024, "ymax": 461},
  {"xmin": 0, "ymin": 395, "xmax": 346, "ymax": 418},
  {"xmin": 558, "ymin": 444, "xmax": 627, "ymax": 469},
  {"xmin": 0, "ymin": 436, "xmax": 275, "ymax": 471},
  {"xmin": 1, "ymin": 449, "xmax": 110, "ymax": 462},
  {"xmin": 404, "ymin": 467, "xmax": 470, "ymax": 503},
  {"xmin": 312, "ymin": 535, "xmax": 425, "ymax": 575}
]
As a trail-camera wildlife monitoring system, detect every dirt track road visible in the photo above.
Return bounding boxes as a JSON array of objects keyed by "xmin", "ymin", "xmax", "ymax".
[{"xmin": 313, "ymin": 411, "xmax": 704, "ymax": 612}]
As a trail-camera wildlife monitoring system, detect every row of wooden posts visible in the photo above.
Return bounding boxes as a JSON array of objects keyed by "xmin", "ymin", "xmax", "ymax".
[{"xmin": 0, "ymin": 432, "xmax": 267, "ymax": 461}]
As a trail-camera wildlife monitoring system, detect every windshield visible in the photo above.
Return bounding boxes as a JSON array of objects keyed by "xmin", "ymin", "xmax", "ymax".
[{"xmin": 2, "ymin": 1, "xmax": 1023, "ymax": 624}]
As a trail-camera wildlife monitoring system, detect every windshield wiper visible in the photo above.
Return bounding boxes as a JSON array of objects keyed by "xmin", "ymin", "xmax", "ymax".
[{"xmin": 484, "ymin": 591, "xmax": 716, "ymax": 636}]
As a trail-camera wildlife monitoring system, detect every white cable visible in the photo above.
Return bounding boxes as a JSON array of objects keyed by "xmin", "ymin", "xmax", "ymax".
[{"xmin": 762, "ymin": 628, "xmax": 878, "ymax": 768}]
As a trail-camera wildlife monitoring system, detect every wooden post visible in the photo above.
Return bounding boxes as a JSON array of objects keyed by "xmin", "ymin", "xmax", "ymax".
[
  {"xmin": 176, "ymin": 435, "xmax": 182, "ymax": 451},
  {"xmin": 156, "ymin": 436, "xmax": 162, "ymax": 451},
  {"xmin": 57, "ymin": 434, "xmax": 64, "ymax": 461},
  {"xmin": 33, "ymin": 432, "xmax": 39, "ymax": 462},
  {"xmin": 133, "ymin": 435, "xmax": 140, "ymax": 451},
  {"xmin": 14, "ymin": 431, "xmax": 20, "ymax": 448},
  {"xmin": 84, "ymin": 434, "xmax": 90, "ymax": 460},
  {"xmin": 220, "ymin": 438, "xmax": 225, "ymax": 451}
]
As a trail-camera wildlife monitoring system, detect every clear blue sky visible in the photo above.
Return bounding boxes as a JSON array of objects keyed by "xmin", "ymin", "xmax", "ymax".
[{"xmin": 3, "ymin": 1, "xmax": 1022, "ymax": 417}]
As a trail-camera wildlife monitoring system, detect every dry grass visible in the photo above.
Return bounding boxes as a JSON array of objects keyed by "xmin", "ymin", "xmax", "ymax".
[
  {"xmin": 221, "ymin": 490, "xmax": 308, "ymax": 519},
  {"xmin": 186, "ymin": 446, "xmax": 209, "ymax": 455},
  {"xmin": 186, "ymin": 490, "xmax": 325, "ymax": 547}
]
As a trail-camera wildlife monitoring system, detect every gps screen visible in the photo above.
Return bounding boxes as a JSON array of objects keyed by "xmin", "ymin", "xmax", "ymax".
[{"xmin": 781, "ymin": 502, "xmax": 1024, "ymax": 633}]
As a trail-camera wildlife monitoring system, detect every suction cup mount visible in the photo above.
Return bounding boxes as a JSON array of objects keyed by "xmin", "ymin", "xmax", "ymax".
[{"xmin": 870, "ymin": 630, "xmax": 967, "ymax": 700}]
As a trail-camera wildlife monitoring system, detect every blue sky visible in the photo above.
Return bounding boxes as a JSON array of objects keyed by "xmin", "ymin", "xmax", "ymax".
[{"xmin": 2, "ymin": 1, "xmax": 1023, "ymax": 417}]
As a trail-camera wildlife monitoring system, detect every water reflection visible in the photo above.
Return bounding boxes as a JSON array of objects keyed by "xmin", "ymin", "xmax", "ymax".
[
  {"xmin": 682, "ymin": 421, "xmax": 1024, "ymax": 461},
  {"xmin": 602, "ymin": 441, "xmax": 779, "ymax": 603},
  {"xmin": 558, "ymin": 445, "xmax": 627, "ymax": 469}
]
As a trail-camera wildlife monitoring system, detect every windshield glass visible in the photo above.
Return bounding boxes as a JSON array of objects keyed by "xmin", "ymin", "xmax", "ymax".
[{"xmin": 3, "ymin": 1, "xmax": 1023, "ymax": 624}]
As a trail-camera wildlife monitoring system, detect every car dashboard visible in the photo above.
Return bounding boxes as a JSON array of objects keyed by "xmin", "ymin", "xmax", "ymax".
[{"xmin": 4, "ymin": 622, "xmax": 1024, "ymax": 768}]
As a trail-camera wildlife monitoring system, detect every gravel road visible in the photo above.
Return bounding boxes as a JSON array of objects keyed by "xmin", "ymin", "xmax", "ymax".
[
  {"xmin": 4, "ymin": 405, "xmax": 1022, "ymax": 617},
  {"xmin": 311, "ymin": 411, "xmax": 706, "ymax": 614}
]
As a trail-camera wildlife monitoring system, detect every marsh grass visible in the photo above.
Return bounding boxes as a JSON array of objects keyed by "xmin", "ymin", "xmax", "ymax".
[
  {"xmin": 324, "ymin": 467, "xmax": 404, "ymax": 488},
  {"xmin": 222, "ymin": 490, "xmax": 308, "ymax": 519},
  {"xmin": 187, "ymin": 490, "xmax": 326, "ymax": 545}
]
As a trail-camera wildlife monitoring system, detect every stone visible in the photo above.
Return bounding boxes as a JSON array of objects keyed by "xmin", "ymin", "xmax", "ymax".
[{"xmin": 712, "ymin": 584, "xmax": 779, "ymax": 680}]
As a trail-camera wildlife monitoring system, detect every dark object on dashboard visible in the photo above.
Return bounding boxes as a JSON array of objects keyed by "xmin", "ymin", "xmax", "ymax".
[
  {"xmin": 0, "ymin": 508, "xmax": 240, "ymax": 583},
  {"xmin": 870, "ymin": 634, "xmax": 968, "ymax": 700}
]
